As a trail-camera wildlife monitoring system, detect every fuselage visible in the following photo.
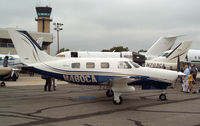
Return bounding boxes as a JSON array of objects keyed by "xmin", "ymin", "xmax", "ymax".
[{"xmin": 29, "ymin": 58, "xmax": 179, "ymax": 85}]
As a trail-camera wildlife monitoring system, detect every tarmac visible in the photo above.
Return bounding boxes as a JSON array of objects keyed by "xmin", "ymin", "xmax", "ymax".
[{"xmin": 1, "ymin": 76, "xmax": 200, "ymax": 126}]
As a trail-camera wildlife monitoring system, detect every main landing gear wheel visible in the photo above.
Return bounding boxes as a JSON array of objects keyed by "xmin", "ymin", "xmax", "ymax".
[
  {"xmin": 1, "ymin": 82, "xmax": 6, "ymax": 87},
  {"xmin": 113, "ymin": 96, "xmax": 123, "ymax": 105},
  {"xmin": 159, "ymin": 93, "xmax": 167, "ymax": 101},
  {"xmin": 106, "ymin": 89, "xmax": 114, "ymax": 97}
]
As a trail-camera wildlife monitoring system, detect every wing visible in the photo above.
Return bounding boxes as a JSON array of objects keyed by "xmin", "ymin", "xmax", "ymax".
[{"xmin": 110, "ymin": 76, "xmax": 149, "ymax": 93}]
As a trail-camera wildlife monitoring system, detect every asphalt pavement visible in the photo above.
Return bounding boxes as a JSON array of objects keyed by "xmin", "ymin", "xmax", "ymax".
[{"xmin": 1, "ymin": 76, "xmax": 200, "ymax": 126}]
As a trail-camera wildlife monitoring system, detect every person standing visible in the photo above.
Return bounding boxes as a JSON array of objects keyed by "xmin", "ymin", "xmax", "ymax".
[
  {"xmin": 43, "ymin": 75, "xmax": 52, "ymax": 92},
  {"xmin": 47, "ymin": 77, "xmax": 52, "ymax": 91},
  {"xmin": 182, "ymin": 65, "xmax": 190, "ymax": 92},
  {"xmin": 3, "ymin": 56, "xmax": 8, "ymax": 67},
  {"xmin": 52, "ymin": 78, "xmax": 57, "ymax": 91},
  {"xmin": 191, "ymin": 65, "xmax": 198, "ymax": 82},
  {"xmin": 186, "ymin": 71, "xmax": 196, "ymax": 93}
]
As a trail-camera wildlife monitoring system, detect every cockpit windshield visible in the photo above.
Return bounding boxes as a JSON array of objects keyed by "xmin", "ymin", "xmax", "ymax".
[
  {"xmin": 118, "ymin": 61, "xmax": 132, "ymax": 69},
  {"xmin": 130, "ymin": 61, "xmax": 140, "ymax": 68}
]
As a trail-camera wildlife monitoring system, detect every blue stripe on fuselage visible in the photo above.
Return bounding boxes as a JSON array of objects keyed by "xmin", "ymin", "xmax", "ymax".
[{"xmin": 22, "ymin": 67, "xmax": 118, "ymax": 85}]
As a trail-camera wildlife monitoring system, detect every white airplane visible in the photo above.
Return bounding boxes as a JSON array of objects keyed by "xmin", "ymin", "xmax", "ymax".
[
  {"xmin": 0, "ymin": 54, "xmax": 20, "ymax": 82},
  {"xmin": 145, "ymin": 41, "xmax": 192, "ymax": 70},
  {"xmin": 0, "ymin": 54, "xmax": 22, "ymax": 67},
  {"xmin": 56, "ymin": 35, "xmax": 180, "ymax": 60},
  {"xmin": 8, "ymin": 28, "xmax": 184, "ymax": 104},
  {"xmin": 186, "ymin": 49, "xmax": 200, "ymax": 69},
  {"xmin": 0, "ymin": 67, "xmax": 12, "ymax": 86}
]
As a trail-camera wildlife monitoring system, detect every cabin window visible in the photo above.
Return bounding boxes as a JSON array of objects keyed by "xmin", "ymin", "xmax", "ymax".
[
  {"xmin": 101, "ymin": 62, "xmax": 109, "ymax": 68},
  {"xmin": 71, "ymin": 63, "xmax": 80, "ymax": 68},
  {"xmin": 86, "ymin": 62, "xmax": 95, "ymax": 68},
  {"xmin": 71, "ymin": 52, "xmax": 78, "ymax": 57},
  {"xmin": 195, "ymin": 56, "xmax": 197, "ymax": 59},
  {"xmin": 118, "ymin": 61, "xmax": 132, "ymax": 69},
  {"xmin": 198, "ymin": 56, "xmax": 200, "ymax": 59}
]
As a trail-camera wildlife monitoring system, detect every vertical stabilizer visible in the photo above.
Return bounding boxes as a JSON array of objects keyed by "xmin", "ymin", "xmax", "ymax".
[
  {"xmin": 146, "ymin": 36, "xmax": 179, "ymax": 57},
  {"xmin": 8, "ymin": 28, "xmax": 55, "ymax": 65},
  {"xmin": 166, "ymin": 41, "xmax": 192, "ymax": 62}
]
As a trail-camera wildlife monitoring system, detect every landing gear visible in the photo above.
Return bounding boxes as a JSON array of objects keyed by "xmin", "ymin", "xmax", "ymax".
[
  {"xmin": 0, "ymin": 82, "xmax": 6, "ymax": 87},
  {"xmin": 11, "ymin": 73, "xmax": 18, "ymax": 81},
  {"xmin": 106, "ymin": 89, "xmax": 114, "ymax": 97},
  {"xmin": 113, "ymin": 96, "xmax": 123, "ymax": 105},
  {"xmin": 159, "ymin": 93, "xmax": 167, "ymax": 101},
  {"xmin": 113, "ymin": 92, "xmax": 123, "ymax": 105}
]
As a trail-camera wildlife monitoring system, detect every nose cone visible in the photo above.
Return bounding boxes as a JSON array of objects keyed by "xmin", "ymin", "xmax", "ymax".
[{"xmin": 140, "ymin": 67, "xmax": 180, "ymax": 83}]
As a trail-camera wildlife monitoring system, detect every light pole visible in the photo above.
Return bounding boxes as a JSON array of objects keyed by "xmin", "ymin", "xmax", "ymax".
[{"xmin": 53, "ymin": 22, "xmax": 63, "ymax": 53}]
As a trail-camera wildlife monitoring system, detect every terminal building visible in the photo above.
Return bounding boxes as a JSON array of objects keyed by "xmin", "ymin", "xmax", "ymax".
[{"xmin": 0, "ymin": 5, "xmax": 53, "ymax": 55}]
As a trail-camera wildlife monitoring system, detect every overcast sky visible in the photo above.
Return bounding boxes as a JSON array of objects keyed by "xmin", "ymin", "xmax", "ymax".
[{"xmin": 0, "ymin": 0, "xmax": 200, "ymax": 55}]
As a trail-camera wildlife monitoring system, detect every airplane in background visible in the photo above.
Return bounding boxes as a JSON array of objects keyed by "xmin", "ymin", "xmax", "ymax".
[
  {"xmin": 145, "ymin": 41, "xmax": 192, "ymax": 70},
  {"xmin": 0, "ymin": 54, "xmax": 22, "ymax": 67},
  {"xmin": 185, "ymin": 49, "xmax": 200, "ymax": 69},
  {"xmin": 0, "ymin": 54, "xmax": 20, "ymax": 84},
  {"xmin": 0, "ymin": 67, "xmax": 12, "ymax": 86},
  {"xmin": 56, "ymin": 35, "xmax": 180, "ymax": 61},
  {"xmin": 8, "ymin": 28, "xmax": 185, "ymax": 105}
]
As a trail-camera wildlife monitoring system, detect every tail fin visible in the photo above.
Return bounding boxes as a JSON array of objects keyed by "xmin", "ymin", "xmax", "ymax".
[
  {"xmin": 8, "ymin": 28, "xmax": 55, "ymax": 65},
  {"xmin": 146, "ymin": 35, "xmax": 181, "ymax": 57},
  {"xmin": 166, "ymin": 41, "xmax": 192, "ymax": 62}
]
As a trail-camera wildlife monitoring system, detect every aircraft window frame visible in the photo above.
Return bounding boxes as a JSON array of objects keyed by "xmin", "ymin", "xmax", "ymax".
[
  {"xmin": 71, "ymin": 63, "xmax": 80, "ymax": 68},
  {"xmin": 118, "ymin": 61, "xmax": 132, "ymax": 69},
  {"xmin": 101, "ymin": 62, "xmax": 110, "ymax": 69},
  {"xmin": 130, "ymin": 61, "xmax": 140, "ymax": 68},
  {"xmin": 86, "ymin": 62, "xmax": 95, "ymax": 68}
]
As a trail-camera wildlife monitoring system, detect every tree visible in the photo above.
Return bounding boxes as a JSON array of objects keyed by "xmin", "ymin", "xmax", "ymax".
[
  {"xmin": 138, "ymin": 49, "xmax": 147, "ymax": 53},
  {"xmin": 101, "ymin": 46, "xmax": 129, "ymax": 52},
  {"xmin": 57, "ymin": 48, "xmax": 70, "ymax": 54}
]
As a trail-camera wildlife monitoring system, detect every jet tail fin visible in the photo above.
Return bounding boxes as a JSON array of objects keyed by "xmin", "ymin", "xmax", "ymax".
[
  {"xmin": 8, "ymin": 28, "xmax": 55, "ymax": 65},
  {"xmin": 166, "ymin": 41, "xmax": 192, "ymax": 62},
  {"xmin": 146, "ymin": 35, "xmax": 182, "ymax": 57}
]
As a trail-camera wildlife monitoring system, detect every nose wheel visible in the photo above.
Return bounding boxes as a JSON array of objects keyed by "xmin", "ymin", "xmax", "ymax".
[
  {"xmin": 113, "ymin": 96, "xmax": 123, "ymax": 105},
  {"xmin": 0, "ymin": 82, "xmax": 6, "ymax": 87},
  {"xmin": 159, "ymin": 93, "xmax": 167, "ymax": 101},
  {"xmin": 106, "ymin": 89, "xmax": 114, "ymax": 97}
]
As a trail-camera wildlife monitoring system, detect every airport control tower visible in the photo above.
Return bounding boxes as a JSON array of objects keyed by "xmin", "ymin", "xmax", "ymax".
[
  {"xmin": 35, "ymin": 5, "xmax": 52, "ymax": 54},
  {"xmin": 35, "ymin": 5, "xmax": 52, "ymax": 33}
]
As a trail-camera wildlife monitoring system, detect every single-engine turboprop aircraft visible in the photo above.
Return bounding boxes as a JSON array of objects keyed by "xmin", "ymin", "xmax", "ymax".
[{"xmin": 8, "ymin": 28, "xmax": 185, "ymax": 105}]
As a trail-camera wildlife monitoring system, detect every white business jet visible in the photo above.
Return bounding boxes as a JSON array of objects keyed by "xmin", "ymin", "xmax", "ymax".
[
  {"xmin": 57, "ymin": 35, "xmax": 179, "ymax": 60},
  {"xmin": 145, "ymin": 41, "xmax": 192, "ymax": 70},
  {"xmin": 8, "ymin": 28, "xmax": 184, "ymax": 105}
]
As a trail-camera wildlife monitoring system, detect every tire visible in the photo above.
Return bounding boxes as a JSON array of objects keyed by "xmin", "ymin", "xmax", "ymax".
[
  {"xmin": 11, "ymin": 73, "xmax": 17, "ymax": 81},
  {"xmin": 159, "ymin": 93, "xmax": 167, "ymax": 101},
  {"xmin": 1, "ymin": 82, "xmax": 6, "ymax": 87},
  {"xmin": 106, "ymin": 90, "xmax": 114, "ymax": 97},
  {"xmin": 113, "ymin": 96, "xmax": 123, "ymax": 105}
]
